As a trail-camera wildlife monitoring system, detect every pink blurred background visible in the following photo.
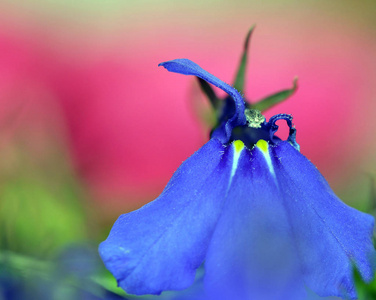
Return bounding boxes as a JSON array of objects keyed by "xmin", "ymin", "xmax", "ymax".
[{"xmin": 1, "ymin": 0, "xmax": 376, "ymax": 221}]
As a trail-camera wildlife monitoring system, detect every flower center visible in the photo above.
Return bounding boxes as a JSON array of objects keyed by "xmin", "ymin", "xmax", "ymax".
[
  {"xmin": 245, "ymin": 109, "xmax": 265, "ymax": 128},
  {"xmin": 228, "ymin": 112, "xmax": 300, "ymax": 151}
]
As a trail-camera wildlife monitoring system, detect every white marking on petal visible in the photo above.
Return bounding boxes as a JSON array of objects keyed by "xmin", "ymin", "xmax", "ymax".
[
  {"xmin": 256, "ymin": 140, "xmax": 277, "ymax": 183},
  {"xmin": 226, "ymin": 141, "xmax": 244, "ymax": 193}
]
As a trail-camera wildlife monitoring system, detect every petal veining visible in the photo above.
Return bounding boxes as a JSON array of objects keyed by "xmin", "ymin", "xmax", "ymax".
[
  {"xmin": 99, "ymin": 139, "xmax": 242, "ymax": 295},
  {"xmin": 204, "ymin": 146, "xmax": 307, "ymax": 300},
  {"xmin": 271, "ymin": 141, "xmax": 376, "ymax": 299}
]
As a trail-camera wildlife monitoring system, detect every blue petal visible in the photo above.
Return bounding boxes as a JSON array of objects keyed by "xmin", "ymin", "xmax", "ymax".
[
  {"xmin": 204, "ymin": 145, "xmax": 307, "ymax": 300},
  {"xmin": 271, "ymin": 142, "xmax": 376, "ymax": 298},
  {"xmin": 203, "ymin": 140, "xmax": 375, "ymax": 299},
  {"xmin": 99, "ymin": 139, "xmax": 240, "ymax": 295},
  {"xmin": 159, "ymin": 59, "xmax": 246, "ymax": 143},
  {"xmin": 266, "ymin": 113, "xmax": 299, "ymax": 150}
]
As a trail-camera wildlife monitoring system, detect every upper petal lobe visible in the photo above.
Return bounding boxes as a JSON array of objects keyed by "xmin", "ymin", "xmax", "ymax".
[{"xmin": 159, "ymin": 59, "xmax": 246, "ymax": 143}]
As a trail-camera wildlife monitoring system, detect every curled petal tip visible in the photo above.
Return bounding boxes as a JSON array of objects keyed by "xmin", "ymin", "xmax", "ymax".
[{"xmin": 158, "ymin": 58, "xmax": 246, "ymax": 143}]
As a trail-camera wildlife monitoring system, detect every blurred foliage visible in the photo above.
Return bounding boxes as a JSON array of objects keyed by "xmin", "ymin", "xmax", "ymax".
[
  {"xmin": 354, "ymin": 267, "xmax": 376, "ymax": 300},
  {"xmin": 0, "ymin": 136, "xmax": 124, "ymax": 299},
  {"xmin": 1, "ymin": 0, "xmax": 376, "ymax": 37},
  {"xmin": 0, "ymin": 140, "xmax": 88, "ymax": 258},
  {"xmin": 0, "ymin": 247, "xmax": 127, "ymax": 300}
]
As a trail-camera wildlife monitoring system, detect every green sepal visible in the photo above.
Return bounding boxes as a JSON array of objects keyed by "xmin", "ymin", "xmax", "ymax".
[
  {"xmin": 233, "ymin": 25, "xmax": 255, "ymax": 93},
  {"xmin": 197, "ymin": 77, "xmax": 220, "ymax": 110},
  {"xmin": 252, "ymin": 77, "xmax": 298, "ymax": 112}
]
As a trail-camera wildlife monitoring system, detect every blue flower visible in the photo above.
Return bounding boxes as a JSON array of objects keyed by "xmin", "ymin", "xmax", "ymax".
[{"xmin": 99, "ymin": 59, "xmax": 375, "ymax": 299}]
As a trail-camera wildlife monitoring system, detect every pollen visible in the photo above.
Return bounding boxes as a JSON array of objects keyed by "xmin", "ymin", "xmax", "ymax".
[
  {"xmin": 233, "ymin": 140, "xmax": 245, "ymax": 153},
  {"xmin": 256, "ymin": 139, "xmax": 268, "ymax": 153},
  {"xmin": 245, "ymin": 108, "xmax": 265, "ymax": 128}
]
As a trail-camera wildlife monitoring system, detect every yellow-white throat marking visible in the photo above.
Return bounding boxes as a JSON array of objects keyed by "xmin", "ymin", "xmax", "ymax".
[
  {"xmin": 256, "ymin": 139, "xmax": 276, "ymax": 180},
  {"xmin": 227, "ymin": 140, "xmax": 245, "ymax": 192}
]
